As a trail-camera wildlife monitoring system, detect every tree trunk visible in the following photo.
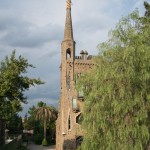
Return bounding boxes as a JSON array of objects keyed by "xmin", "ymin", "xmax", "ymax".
[{"xmin": 44, "ymin": 118, "xmax": 46, "ymax": 139}]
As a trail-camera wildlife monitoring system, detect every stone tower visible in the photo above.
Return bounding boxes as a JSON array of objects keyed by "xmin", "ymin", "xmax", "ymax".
[{"xmin": 56, "ymin": 1, "xmax": 94, "ymax": 149}]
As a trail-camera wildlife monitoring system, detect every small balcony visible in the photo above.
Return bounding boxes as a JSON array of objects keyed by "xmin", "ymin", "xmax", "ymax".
[
  {"xmin": 72, "ymin": 98, "xmax": 80, "ymax": 113},
  {"xmin": 72, "ymin": 105, "xmax": 80, "ymax": 113},
  {"xmin": 78, "ymin": 90, "xmax": 84, "ymax": 101}
]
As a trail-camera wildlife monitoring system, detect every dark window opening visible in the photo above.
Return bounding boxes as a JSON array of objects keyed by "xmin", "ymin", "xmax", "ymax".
[
  {"xmin": 67, "ymin": 74, "xmax": 70, "ymax": 90},
  {"xmin": 76, "ymin": 113, "xmax": 83, "ymax": 124},
  {"xmin": 66, "ymin": 48, "xmax": 71, "ymax": 59},
  {"xmin": 74, "ymin": 74, "xmax": 77, "ymax": 85},
  {"xmin": 76, "ymin": 136, "xmax": 83, "ymax": 148},
  {"xmin": 68, "ymin": 115, "xmax": 71, "ymax": 130}
]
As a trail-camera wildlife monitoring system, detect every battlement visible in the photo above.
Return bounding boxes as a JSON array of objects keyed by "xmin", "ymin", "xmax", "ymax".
[{"xmin": 75, "ymin": 50, "xmax": 93, "ymax": 60}]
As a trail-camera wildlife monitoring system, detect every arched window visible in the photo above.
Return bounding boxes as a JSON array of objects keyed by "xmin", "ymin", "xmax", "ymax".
[{"xmin": 66, "ymin": 48, "xmax": 71, "ymax": 59}]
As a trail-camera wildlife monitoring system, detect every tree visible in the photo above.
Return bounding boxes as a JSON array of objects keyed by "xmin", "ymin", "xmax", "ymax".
[
  {"xmin": 36, "ymin": 103, "xmax": 57, "ymax": 145},
  {"xmin": 37, "ymin": 101, "xmax": 46, "ymax": 107},
  {"xmin": 78, "ymin": 5, "xmax": 150, "ymax": 150},
  {"xmin": 141, "ymin": 1, "xmax": 150, "ymax": 47},
  {"xmin": 23, "ymin": 105, "xmax": 36, "ymax": 130},
  {"xmin": 24, "ymin": 101, "xmax": 58, "ymax": 145},
  {"xmin": 24, "ymin": 101, "xmax": 47, "ymax": 130},
  {"xmin": 144, "ymin": 1, "xmax": 150, "ymax": 17},
  {"xmin": 6, "ymin": 114, "xmax": 23, "ymax": 133},
  {"xmin": 0, "ymin": 50, "xmax": 43, "ymax": 127}
]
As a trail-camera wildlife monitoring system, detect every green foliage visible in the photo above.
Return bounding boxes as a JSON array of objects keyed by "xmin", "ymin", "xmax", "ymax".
[
  {"xmin": 24, "ymin": 102, "xmax": 58, "ymax": 145},
  {"xmin": 0, "ymin": 99, "xmax": 22, "ymax": 128},
  {"xmin": 46, "ymin": 119, "xmax": 57, "ymax": 145},
  {"xmin": 42, "ymin": 138, "xmax": 48, "ymax": 146},
  {"xmin": 34, "ymin": 133, "xmax": 43, "ymax": 145},
  {"xmin": 0, "ymin": 50, "xmax": 44, "ymax": 129},
  {"xmin": 36, "ymin": 104, "xmax": 58, "ymax": 140},
  {"xmin": 36, "ymin": 105, "xmax": 58, "ymax": 122},
  {"xmin": 0, "ymin": 50, "xmax": 43, "ymax": 103},
  {"xmin": 0, "ymin": 119, "xmax": 5, "ymax": 145},
  {"xmin": 24, "ymin": 105, "xmax": 36, "ymax": 130},
  {"xmin": 79, "ymin": 5, "xmax": 150, "ymax": 150},
  {"xmin": 37, "ymin": 101, "xmax": 46, "ymax": 107},
  {"xmin": 144, "ymin": 1, "xmax": 150, "ymax": 17},
  {"xmin": 6, "ymin": 114, "xmax": 23, "ymax": 133},
  {"xmin": 141, "ymin": 1, "xmax": 150, "ymax": 47}
]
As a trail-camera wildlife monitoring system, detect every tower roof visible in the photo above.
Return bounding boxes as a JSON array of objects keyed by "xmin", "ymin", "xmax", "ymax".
[{"xmin": 64, "ymin": 0, "xmax": 74, "ymax": 41}]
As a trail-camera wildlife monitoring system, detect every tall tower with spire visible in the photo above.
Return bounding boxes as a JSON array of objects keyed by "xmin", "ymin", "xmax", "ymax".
[{"xmin": 56, "ymin": 1, "xmax": 94, "ymax": 149}]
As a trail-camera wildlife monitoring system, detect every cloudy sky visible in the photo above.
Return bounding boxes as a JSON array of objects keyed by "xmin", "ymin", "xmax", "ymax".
[{"xmin": 0, "ymin": 0, "xmax": 149, "ymax": 116}]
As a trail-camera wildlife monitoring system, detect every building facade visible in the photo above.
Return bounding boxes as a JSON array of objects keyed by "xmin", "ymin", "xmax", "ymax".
[{"xmin": 56, "ymin": 0, "xmax": 94, "ymax": 149}]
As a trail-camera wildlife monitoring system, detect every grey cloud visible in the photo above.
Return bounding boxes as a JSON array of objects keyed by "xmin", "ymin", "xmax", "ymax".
[
  {"xmin": 31, "ymin": 54, "xmax": 61, "ymax": 75},
  {"xmin": 40, "ymin": 42, "xmax": 61, "ymax": 59},
  {"xmin": 75, "ymin": 15, "xmax": 114, "ymax": 34},
  {"xmin": 0, "ymin": 14, "xmax": 31, "ymax": 31},
  {"xmin": 1, "ymin": 23, "xmax": 63, "ymax": 48},
  {"xmin": 25, "ymin": 77, "xmax": 60, "ymax": 102},
  {"xmin": 0, "ymin": 0, "xmax": 19, "ymax": 8},
  {"xmin": 24, "ymin": 59, "xmax": 61, "ymax": 100},
  {"xmin": 0, "ymin": 8, "xmax": 63, "ymax": 48},
  {"xmin": 48, "ymin": 50, "xmax": 60, "ymax": 59}
]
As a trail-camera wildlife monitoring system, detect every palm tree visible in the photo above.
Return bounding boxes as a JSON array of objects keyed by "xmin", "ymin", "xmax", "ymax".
[{"xmin": 36, "ymin": 104, "xmax": 57, "ymax": 141}]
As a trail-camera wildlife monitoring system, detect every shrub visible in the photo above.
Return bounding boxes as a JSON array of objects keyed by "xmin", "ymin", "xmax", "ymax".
[
  {"xmin": 42, "ymin": 138, "xmax": 48, "ymax": 146},
  {"xmin": 34, "ymin": 134, "xmax": 43, "ymax": 145}
]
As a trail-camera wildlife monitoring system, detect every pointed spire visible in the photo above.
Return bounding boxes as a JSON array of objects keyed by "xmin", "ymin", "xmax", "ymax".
[{"xmin": 64, "ymin": 0, "xmax": 74, "ymax": 41}]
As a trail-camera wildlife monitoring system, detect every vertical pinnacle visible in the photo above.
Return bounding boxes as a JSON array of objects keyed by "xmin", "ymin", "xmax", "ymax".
[{"xmin": 64, "ymin": 0, "xmax": 74, "ymax": 41}]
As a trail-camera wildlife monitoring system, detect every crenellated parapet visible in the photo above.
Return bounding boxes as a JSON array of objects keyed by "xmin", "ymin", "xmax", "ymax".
[{"xmin": 75, "ymin": 50, "xmax": 93, "ymax": 60}]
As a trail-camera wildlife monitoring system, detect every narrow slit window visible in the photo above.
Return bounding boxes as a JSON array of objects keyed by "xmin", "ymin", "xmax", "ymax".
[
  {"xmin": 67, "ymin": 74, "xmax": 70, "ymax": 90},
  {"xmin": 68, "ymin": 115, "xmax": 71, "ymax": 130}
]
